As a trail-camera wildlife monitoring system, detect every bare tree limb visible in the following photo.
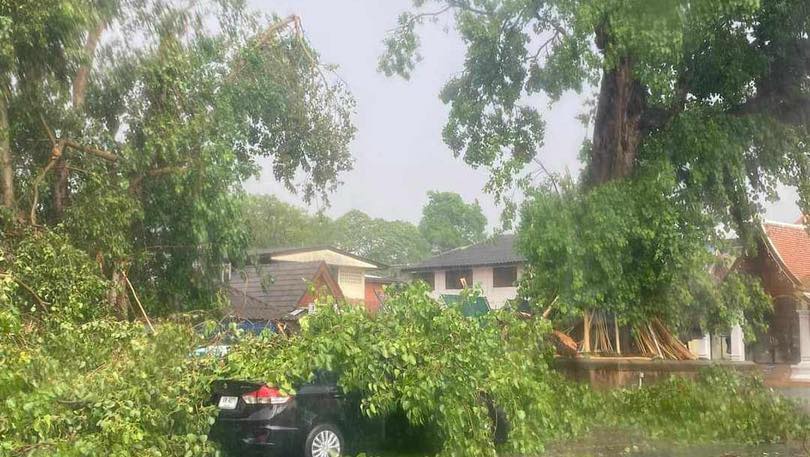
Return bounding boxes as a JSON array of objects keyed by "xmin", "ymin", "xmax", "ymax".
[
  {"xmin": 63, "ymin": 139, "xmax": 117, "ymax": 162},
  {"xmin": 528, "ymin": 29, "xmax": 562, "ymax": 62},
  {"xmin": 532, "ymin": 157, "xmax": 561, "ymax": 196},
  {"xmin": 40, "ymin": 114, "xmax": 57, "ymax": 146},
  {"xmin": 386, "ymin": 1, "xmax": 492, "ymax": 34}
]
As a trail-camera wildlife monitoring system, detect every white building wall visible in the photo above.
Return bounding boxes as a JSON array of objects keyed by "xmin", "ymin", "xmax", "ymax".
[
  {"xmin": 427, "ymin": 265, "xmax": 521, "ymax": 310},
  {"xmin": 337, "ymin": 266, "xmax": 366, "ymax": 301}
]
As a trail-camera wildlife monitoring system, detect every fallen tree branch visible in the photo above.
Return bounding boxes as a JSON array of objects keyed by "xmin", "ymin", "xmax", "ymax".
[{"xmin": 0, "ymin": 272, "xmax": 49, "ymax": 313}]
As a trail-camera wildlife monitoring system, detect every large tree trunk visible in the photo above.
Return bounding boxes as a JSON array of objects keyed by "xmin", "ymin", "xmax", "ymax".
[
  {"xmin": 71, "ymin": 23, "xmax": 104, "ymax": 109},
  {"xmin": 0, "ymin": 89, "xmax": 13, "ymax": 210},
  {"xmin": 587, "ymin": 56, "xmax": 646, "ymax": 186},
  {"xmin": 52, "ymin": 23, "xmax": 104, "ymax": 221},
  {"xmin": 108, "ymin": 265, "xmax": 131, "ymax": 320}
]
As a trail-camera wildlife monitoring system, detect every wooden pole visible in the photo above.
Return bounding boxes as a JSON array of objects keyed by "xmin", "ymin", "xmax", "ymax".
[
  {"xmin": 614, "ymin": 313, "xmax": 621, "ymax": 355},
  {"xmin": 123, "ymin": 272, "xmax": 155, "ymax": 334},
  {"xmin": 648, "ymin": 322, "xmax": 662, "ymax": 358},
  {"xmin": 583, "ymin": 311, "xmax": 591, "ymax": 353}
]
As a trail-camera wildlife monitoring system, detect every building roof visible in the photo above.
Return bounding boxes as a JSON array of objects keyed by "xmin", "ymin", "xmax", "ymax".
[
  {"xmin": 762, "ymin": 221, "xmax": 810, "ymax": 287},
  {"xmin": 403, "ymin": 234, "xmax": 525, "ymax": 271},
  {"xmin": 364, "ymin": 274, "xmax": 398, "ymax": 284},
  {"xmin": 248, "ymin": 245, "xmax": 386, "ymax": 269},
  {"xmin": 226, "ymin": 261, "xmax": 340, "ymax": 321}
]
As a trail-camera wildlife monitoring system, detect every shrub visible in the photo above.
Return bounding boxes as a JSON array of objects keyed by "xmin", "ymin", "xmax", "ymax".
[{"xmin": 604, "ymin": 367, "xmax": 810, "ymax": 444}]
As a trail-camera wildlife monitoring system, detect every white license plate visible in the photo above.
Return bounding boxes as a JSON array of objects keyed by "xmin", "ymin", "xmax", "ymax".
[{"xmin": 218, "ymin": 396, "xmax": 238, "ymax": 410}]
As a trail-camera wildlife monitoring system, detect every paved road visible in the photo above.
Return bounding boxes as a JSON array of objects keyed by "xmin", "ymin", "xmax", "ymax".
[{"xmin": 542, "ymin": 429, "xmax": 805, "ymax": 457}]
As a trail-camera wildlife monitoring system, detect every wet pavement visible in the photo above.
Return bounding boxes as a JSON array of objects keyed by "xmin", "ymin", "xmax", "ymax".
[{"xmin": 543, "ymin": 429, "xmax": 807, "ymax": 457}]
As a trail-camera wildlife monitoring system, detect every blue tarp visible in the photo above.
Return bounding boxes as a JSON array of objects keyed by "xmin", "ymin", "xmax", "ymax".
[{"xmin": 235, "ymin": 320, "xmax": 275, "ymax": 334}]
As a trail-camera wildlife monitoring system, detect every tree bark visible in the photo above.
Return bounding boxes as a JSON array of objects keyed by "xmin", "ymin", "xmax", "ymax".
[
  {"xmin": 0, "ymin": 88, "xmax": 14, "ymax": 210},
  {"xmin": 586, "ymin": 56, "xmax": 646, "ymax": 186},
  {"xmin": 71, "ymin": 23, "xmax": 104, "ymax": 109},
  {"xmin": 108, "ymin": 266, "xmax": 131, "ymax": 320},
  {"xmin": 53, "ymin": 159, "xmax": 69, "ymax": 220},
  {"xmin": 52, "ymin": 23, "xmax": 105, "ymax": 221}
]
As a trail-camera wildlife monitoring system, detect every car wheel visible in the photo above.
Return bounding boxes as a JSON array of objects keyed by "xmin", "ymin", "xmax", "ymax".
[{"xmin": 304, "ymin": 423, "xmax": 344, "ymax": 457}]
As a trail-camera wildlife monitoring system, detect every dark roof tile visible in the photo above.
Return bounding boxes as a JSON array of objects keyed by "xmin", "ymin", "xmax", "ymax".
[{"xmin": 403, "ymin": 234, "xmax": 525, "ymax": 271}]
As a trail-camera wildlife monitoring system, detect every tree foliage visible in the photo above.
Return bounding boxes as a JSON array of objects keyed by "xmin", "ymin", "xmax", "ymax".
[
  {"xmin": 241, "ymin": 195, "xmax": 334, "ymax": 250},
  {"xmin": 419, "ymin": 191, "xmax": 488, "ymax": 252},
  {"xmin": 223, "ymin": 284, "xmax": 585, "ymax": 457},
  {"xmin": 0, "ymin": 319, "xmax": 221, "ymax": 457},
  {"xmin": 1, "ymin": 226, "xmax": 110, "ymax": 325},
  {"xmin": 242, "ymin": 195, "xmax": 431, "ymax": 266},
  {"xmin": 382, "ymin": 0, "xmax": 809, "ymax": 330},
  {"xmin": 1, "ymin": 274, "xmax": 807, "ymax": 456},
  {"xmin": 0, "ymin": 0, "xmax": 356, "ymax": 314},
  {"xmin": 333, "ymin": 209, "xmax": 431, "ymax": 266},
  {"xmin": 518, "ymin": 164, "xmax": 772, "ymax": 333}
]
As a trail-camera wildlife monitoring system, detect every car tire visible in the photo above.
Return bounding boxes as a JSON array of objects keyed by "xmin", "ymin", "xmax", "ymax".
[{"xmin": 304, "ymin": 423, "xmax": 344, "ymax": 457}]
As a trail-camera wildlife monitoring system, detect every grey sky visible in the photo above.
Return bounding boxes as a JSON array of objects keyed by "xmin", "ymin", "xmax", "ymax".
[{"xmin": 244, "ymin": 0, "xmax": 802, "ymax": 226}]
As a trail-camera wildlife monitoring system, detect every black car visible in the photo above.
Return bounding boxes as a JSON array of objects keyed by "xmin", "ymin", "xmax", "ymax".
[
  {"xmin": 209, "ymin": 375, "xmax": 355, "ymax": 457},
  {"xmin": 208, "ymin": 375, "xmax": 510, "ymax": 457}
]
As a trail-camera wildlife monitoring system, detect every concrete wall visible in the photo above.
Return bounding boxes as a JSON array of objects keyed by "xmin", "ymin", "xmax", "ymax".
[
  {"xmin": 554, "ymin": 357, "xmax": 761, "ymax": 389},
  {"xmin": 426, "ymin": 264, "xmax": 522, "ymax": 309}
]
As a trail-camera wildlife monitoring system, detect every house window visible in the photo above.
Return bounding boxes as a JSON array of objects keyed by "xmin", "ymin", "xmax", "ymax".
[
  {"xmin": 445, "ymin": 269, "xmax": 473, "ymax": 290},
  {"xmin": 339, "ymin": 268, "xmax": 363, "ymax": 285},
  {"xmin": 413, "ymin": 272, "xmax": 435, "ymax": 290},
  {"xmin": 493, "ymin": 266, "xmax": 518, "ymax": 288}
]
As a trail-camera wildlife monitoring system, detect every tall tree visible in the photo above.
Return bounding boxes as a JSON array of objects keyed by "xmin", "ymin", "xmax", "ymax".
[
  {"xmin": 382, "ymin": 1, "xmax": 808, "ymax": 331},
  {"xmin": 0, "ymin": 1, "xmax": 355, "ymax": 315},
  {"xmin": 241, "ymin": 197, "xmax": 430, "ymax": 266},
  {"xmin": 334, "ymin": 209, "xmax": 430, "ymax": 265},
  {"xmin": 242, "ymin": 194, "xmax": 335, "ymax": 249},
  {"xmin": 419, "ymin": 191, "xmax": 487, "ymax": 252}
]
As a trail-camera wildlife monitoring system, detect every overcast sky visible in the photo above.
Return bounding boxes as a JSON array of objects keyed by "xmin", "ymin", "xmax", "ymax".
[{"xmin": 244, "ymin": 0, "xmax": 802, "ymax": 226}]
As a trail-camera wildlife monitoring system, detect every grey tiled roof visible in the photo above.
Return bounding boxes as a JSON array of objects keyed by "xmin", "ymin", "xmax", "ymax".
[
  {"xmin": 225, "ymin": 261, "xmax": 325, "ymax": 321},
  {"xmin": 403, "ymin": 234, "xmax": 525, "ymax": 271}
]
